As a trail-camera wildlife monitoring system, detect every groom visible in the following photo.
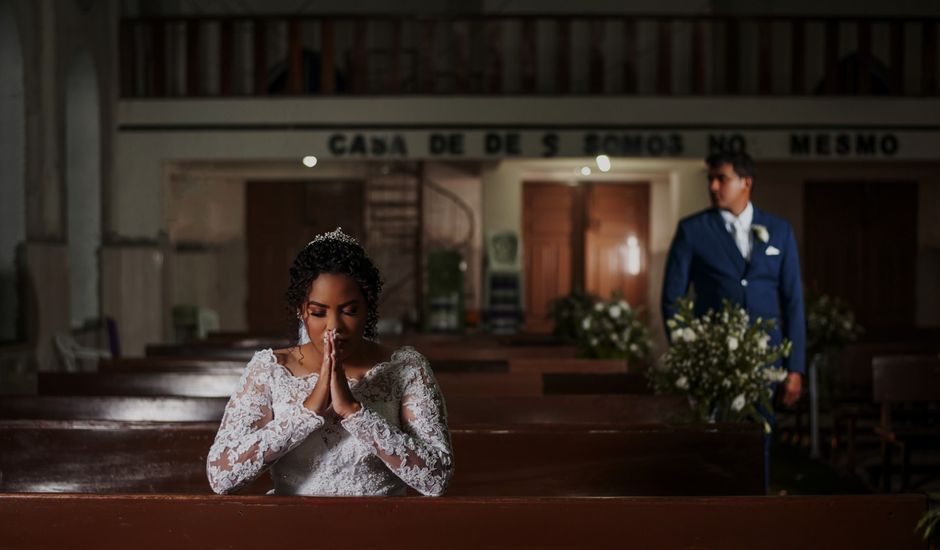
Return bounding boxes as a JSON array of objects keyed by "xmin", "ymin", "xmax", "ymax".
[{"xmin": 661, "ymin": 151, "xmax": 805, "ymax": 491}]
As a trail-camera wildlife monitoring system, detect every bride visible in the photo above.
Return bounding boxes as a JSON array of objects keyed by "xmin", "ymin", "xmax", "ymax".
[{"xmin": 207, "ymin": 228, "xmax": 454, "ymax": 496}]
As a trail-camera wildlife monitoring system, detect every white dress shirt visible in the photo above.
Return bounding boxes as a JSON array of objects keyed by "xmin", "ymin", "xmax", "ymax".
[{"xmin": 719, "ymin": 201, "xmax": 754, "ymax": 260}]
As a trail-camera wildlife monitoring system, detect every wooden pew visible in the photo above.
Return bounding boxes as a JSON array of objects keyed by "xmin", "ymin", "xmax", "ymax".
[
  {"xmin": 439, "ymin": 372, "xmax": 542, "ymax": 397},
  {"xmin": 37, "ymin": 372, "xmax": 653, "ymax": 398},
  {"xmin": 383, "ymin": 333, "xmax": 577, "ymax": 361},
  {"xmin": 146, "ymin": 337, "xmax": 577, "ymax": 365},
  {"xmin": 145, "ymin": 344, "xmax": 265, "ymax": 361},
  {"xmin": 100, "ymin": 357, "xmax": 511, "ymax": 375},
  {"xmin": 449, "ymin": 423, "xmax": 763, "ymax": 496},
  {"xmin": 420, "ymin": 345, "xmax": 577, "ymax": 362},
  {"xmin": 0, "ymin": 494, "xmax": 926, "ymax": 550},
  {"xmin": 203, "ymin": 330, "xmax": 289, "ymax": 344},
  {"xmin": 0, "ymin": 396, "xmax": 227, "ymax": 422},
  {"xmin": 39, "ymin": 372, "xmax": 242, "ymax": 398},
  {"xmin": 200, "ymin": 331, "xmax": 557, "ymax": 348},
  {"xmin": 507, "ymin": 357, "xmax": 628, "ymax": 373},
  {"xmin": 444, "ymin": 394, "xmax": 690, "ymax": 426},
  {"xmin": 101, "ymin": 356, "xmax": 633, "ymax": 376},
  {"xmin": 0, "ymin": 394, "xmax": 691, "ymax": 426},
  {"xmin": 873, "ymin": 354, "xmax": 940, "ymax": 492},
  {"xmin": 99, "ymin": 357, "xmax": 246, "ymax": 374},
  {"xmin": 543, "ymin": 372, "xmax": 652, "ymax": 394},
  {"xmin": 0, "ymin": 420, "xmax": 763, "ymax": 496}
]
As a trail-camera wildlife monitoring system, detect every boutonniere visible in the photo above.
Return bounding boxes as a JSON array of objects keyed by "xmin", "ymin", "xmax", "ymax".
[{"xmin": 752, "ymin": 224, "xmax": 770, "ymax": 243}]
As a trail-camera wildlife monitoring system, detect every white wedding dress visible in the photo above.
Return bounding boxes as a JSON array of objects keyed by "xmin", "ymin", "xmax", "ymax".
[{"xmin": 206, "ymin": 346, "xmax": 454, "ymax": 496}]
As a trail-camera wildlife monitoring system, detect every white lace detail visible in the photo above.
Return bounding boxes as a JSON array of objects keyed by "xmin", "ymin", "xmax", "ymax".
[
  {"xmin": 206, "ymin": 349, "xmax": 325, "ymax": 494},
  {"xmin": 340, "ymin": 347, "xmax": 454, "ymax": 496},
  {"xmin": 206, "ymin": 347, "xmax": 454, "ymax": 497}
]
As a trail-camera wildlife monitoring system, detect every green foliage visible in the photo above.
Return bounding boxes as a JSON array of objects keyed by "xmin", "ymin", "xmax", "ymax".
[
  {"xmin": 806, "ymin": 291, "xmax": 864, "ymax": 357},
  {"xmin": 547, "ymin": 290, "xmax": 597, "ymax": 344},
  {"xmin": 916, "ymin": 493, "xmax": 940, "ymax": 542}
]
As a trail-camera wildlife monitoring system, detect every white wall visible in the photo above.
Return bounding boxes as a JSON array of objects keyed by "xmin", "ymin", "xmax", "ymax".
[
  {"xmin": 115, "ymin": 96, "xmax": 940, "ymax": 241},
  {"xmin": 101, "ymin": 245, "xmax": 165, "ymax": 356},
  {"xmin": 66, "ymin": 49, "xmax": 102, "ymax": 329}
]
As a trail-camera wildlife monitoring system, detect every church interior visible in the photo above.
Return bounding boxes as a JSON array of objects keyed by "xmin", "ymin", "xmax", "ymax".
[{"xmin": 1, "ymin": 0, "xmax": 940, "ymax": 548}]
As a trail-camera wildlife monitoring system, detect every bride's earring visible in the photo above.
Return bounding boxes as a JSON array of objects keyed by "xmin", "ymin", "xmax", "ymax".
[{"xmin": 298, "ymin": 314, "xmax": 312, "ymax": 346}]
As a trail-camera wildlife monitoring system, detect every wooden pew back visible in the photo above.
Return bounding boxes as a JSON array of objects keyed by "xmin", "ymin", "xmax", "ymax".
[
  {"xmin": 39, "ymin": 372, "xmax": 242, "ymax": 398},
  {"xmin": 0, "ymin": 394, "xmax": 690, "ymax": 426},
  {"xmin": 0, "ymin": 396, "xmax": 227, "ymax": 422},
  {"xmin": 146, "ymin": 338, "xmax": 578, "ymax": 364},
  {"xmin": 444, "ymin": 394, "xmax": 690, "ymax": 426},
  {"xmin": 102, "ymin": 356, "xmax": 633, "ymax": 375},
  {"xmin": 0, "ymin": 420, "xmax": 763, "ymax": 496},
  {"xmin": 38, "ymin": 371, "xmax": 653, "ymax": 398},
  {"xmin": 543, "ymin": 372, "xmax": 652, "ymax": 394},
  {"xmin": 0, "ymin": 494, "xmax": 926, "ymax": 550},
  {"xmin": 99, "ymin": 358, "xmax": 246, "ymax": 374},
  {"xmin": 507, "ymin": 357, "xmax": 627, "ymax": 373}
]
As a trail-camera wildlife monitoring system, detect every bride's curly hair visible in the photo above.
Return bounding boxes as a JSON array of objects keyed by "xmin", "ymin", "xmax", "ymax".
[{"xmin": 286, "ymin": 234, "xmax": 383, "ymax": 340}]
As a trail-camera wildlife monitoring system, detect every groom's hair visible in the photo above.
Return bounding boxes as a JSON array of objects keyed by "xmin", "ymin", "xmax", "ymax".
[
  {"xmin": 286, "ymin": 238, "xmax": 383, "ymax": 340},
  {"xmin": 705, "ymin": 151, "xmax": 756, "ymax": 182}
]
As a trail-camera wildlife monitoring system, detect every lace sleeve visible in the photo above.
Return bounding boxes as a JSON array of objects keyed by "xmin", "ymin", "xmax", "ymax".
[
  {"xmin": 206, "ymin": 352, "xmax": 325, "ymax": 494},
  {"xmin": 340, "ymin": 350, "xmax": 454, "ymax": 496}
]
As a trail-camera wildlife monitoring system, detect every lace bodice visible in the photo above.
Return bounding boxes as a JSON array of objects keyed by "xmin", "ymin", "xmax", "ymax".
[{"xmin": 206, "ymin": 346, "xmax": 454, "ymax": 496}]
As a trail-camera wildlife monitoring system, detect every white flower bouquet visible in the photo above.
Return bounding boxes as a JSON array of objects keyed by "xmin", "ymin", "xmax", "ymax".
[
  {"xmin": 575, "ymin": 293, "xmax": 651, "ymax": 363},
  {"xmin": 650, "ymin": 298, "xmax": 792, "ymax": 431}
]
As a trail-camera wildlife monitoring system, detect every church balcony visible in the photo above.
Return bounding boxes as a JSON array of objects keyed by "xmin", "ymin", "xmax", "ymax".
[{"xmin": 119, "ymin": 12, "xmax": 940, "ymax": 99}]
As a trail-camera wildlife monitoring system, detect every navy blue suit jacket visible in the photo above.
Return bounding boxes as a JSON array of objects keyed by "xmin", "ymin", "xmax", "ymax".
[{"xmin": 661, "ymin": 206, "xmax": 806, "ymax": 375}]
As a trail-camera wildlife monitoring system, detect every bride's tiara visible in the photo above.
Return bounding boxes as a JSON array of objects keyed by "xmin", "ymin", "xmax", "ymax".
[{"xmin": 308, "ymin": 227, "xmax": 360, "ymax": 248}]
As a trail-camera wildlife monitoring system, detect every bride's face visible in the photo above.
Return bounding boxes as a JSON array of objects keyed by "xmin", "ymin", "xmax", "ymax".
[{"xmin": 300, "ymin": 272, "xmax": 367, "ymax": 360}]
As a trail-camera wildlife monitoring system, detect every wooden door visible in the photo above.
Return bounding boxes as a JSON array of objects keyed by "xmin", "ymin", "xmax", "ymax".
[
  {"xmin": 246, "ymin": 181, "xmax": 365, "ymax": 333},
  {"xmin": 522, "ymin": 183, "xmax": 575, "ymax": 332},
  {"xmin": 584, "ymin": 183, "xmax": 650, "ymax": 309},
  {"xmin": 804, "ymin": 181, "xmax": 917, "ymax": 331}
]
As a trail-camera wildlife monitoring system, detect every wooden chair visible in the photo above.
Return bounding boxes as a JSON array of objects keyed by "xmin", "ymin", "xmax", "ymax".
[
  {"xmin": 872, "ymin": 354, "xmax": 940, "ymax": 492},
  {"xmin": 829, "ymin": 340, "xmax": 940, "ymax": 471}
]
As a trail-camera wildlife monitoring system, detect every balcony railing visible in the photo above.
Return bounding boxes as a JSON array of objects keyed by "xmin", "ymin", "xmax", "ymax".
[{"xmin": 119, "ymin": 13, "xmax": 940, "ymax": 98}]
